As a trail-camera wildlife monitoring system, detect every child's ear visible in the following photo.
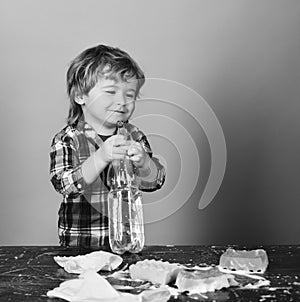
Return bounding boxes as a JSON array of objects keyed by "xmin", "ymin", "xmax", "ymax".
[{"xmin": 75, "ymin": 96, "xmax": 85, "ymax": 105}]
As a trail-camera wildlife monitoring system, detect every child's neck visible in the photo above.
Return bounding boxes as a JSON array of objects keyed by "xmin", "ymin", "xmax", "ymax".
[{"xmin": 84, "ymin": 116, "xmax": 116, "ymax": 136}]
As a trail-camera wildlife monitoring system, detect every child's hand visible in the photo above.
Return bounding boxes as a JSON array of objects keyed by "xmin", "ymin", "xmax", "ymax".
[
  {"xmin": 97, "ymin": 135, "xmax": 129, "ymax": 164},
  {"xmin": 127, "ymin": 141, "xmax": 150, "ymax": 168}
]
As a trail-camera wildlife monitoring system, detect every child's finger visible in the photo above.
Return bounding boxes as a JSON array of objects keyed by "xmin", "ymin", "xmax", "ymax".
[
  {"xmin": 129, "ymin": 155, "xmax": 142, "ymax": 162},
  {"xmin": 113, "ymin": 153, "xmax": 130, "ymax": 161},
  {"xmin": 113, "ymin": 145, "xmax": 129, "ymax": 155},
  {"xmin": 126, "ymin": 140, "xmax": 139, "ymax": 147},
  {"xmin": 127, "ymin": 147, "xmax": 139, "ymax": 157},
  {"xmin": 112, "ymin": 136, "xmax": 127, "ymax": 146},
  {"xmin": 127, "ymin": 142, "xmax": 142, "ymax": 156}
]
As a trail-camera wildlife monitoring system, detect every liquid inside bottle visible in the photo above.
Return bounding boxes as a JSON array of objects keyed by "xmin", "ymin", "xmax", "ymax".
[
  {"xmin": 107, "ymin": 121, "xmax": 145, "ymax": 254},
  {"xmin": 108, "ymin": 186, "xmax": 144, "ymax": 254}
]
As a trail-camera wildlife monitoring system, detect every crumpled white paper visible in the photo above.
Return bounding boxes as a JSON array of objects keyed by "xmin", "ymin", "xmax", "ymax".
[
  {"xmin": 47, "ymin": 271, "xmax": 135, "ymax": 302},
  {"xmin": 47, "ymin": 271, "xmax": 171, "ymax": 302},
  {"xmin": 54, "ymin": 251, "xmax": 123, "ymax": 274}
]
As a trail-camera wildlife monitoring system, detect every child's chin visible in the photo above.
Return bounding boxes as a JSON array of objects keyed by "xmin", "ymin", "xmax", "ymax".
[
  {"xmin": 110, "ymin": 116, "xmax": 127, "ymax": 123},
  {"xmin": 105, "ymin": 118, "xmax": 125, "ymax": 127}
]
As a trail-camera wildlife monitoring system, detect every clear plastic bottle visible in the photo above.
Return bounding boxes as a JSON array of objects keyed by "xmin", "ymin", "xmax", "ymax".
[{"xmin": 107, "ymin": 121, "xmax": 145, "ymax": 254}]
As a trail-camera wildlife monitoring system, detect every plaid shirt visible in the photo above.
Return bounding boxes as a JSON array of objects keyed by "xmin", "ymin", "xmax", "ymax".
[{"xmin": 50, "ymin": 119, "xmax": 165, "ymax": 247}]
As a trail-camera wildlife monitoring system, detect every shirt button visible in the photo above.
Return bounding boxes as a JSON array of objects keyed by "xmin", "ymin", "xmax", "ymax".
[{"xmin": 77, "ymin": 183, "xmax": 82, "ymax": 189}]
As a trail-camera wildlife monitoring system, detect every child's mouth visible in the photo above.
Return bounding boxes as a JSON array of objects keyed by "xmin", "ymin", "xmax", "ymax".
[{"xmin": 111, "ymin": 110, "xmax": 126, "ymax": 114}]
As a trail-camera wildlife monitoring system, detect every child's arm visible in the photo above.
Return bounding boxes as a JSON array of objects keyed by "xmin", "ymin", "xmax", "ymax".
[
  {"xmin": 128, "ymin": 134, "xmax": 166, "ymax": 192},
  {"xmin": 81, "ymin": 135, "xmax": 128, "ymax": 184},
  {"xmin": 50, "ymin": 137, "xmax": 87, "ymax": 197},
  {"xmin": 138, "ymin": 155, "xmax": 166, "ymax": 192},
  {"xmin": 50, "ymin": 134, "xmax": 128, "ymax": 197}
]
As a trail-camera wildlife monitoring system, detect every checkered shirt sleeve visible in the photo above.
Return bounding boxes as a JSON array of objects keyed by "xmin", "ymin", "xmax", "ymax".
[{"xmin": 50, "ymin": 131, "xmax": 88, "ymax": 197}]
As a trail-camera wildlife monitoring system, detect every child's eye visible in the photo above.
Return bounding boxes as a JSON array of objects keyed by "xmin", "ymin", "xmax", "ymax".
[
  {"xmin": 126, "ymin": 94, "xmax": 135, "ymax": 99},
  {"xmin": 105, "ymin": 90, "xmax": 116, "ymax": 95}
]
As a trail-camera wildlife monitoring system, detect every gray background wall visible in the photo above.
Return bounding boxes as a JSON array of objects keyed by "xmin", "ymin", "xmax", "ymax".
[{"xmin": 0, "ymin": 0, "xmax": 299, "ymax": 246}]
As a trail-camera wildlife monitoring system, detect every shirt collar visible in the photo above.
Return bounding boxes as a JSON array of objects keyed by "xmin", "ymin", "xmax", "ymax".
[
  {"xmin": 75, "ymin": 117, "xmax": 129, "ymax": 146},
  {"xmin": 75, "ymin": 118, "xmax": 104, "ymax": 148}
]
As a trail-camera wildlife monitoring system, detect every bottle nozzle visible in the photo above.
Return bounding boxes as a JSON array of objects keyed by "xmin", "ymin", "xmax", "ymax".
[{"xmin": 117, "ymin": 121, "xmax": 124, "ymax": 128}]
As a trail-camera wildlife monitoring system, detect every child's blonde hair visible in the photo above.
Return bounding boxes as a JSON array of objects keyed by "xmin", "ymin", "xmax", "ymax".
[{"xmin": 66, "ymin": 44, "xmax": 145, "ymax": 125}]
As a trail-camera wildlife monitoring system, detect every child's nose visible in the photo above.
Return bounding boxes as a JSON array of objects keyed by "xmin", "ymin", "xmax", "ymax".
[{"xmin": 116, "ymin": 94, "xmax": 127, "ymax": 106}]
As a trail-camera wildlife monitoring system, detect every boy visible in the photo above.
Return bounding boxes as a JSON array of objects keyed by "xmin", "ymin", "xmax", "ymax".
[{"xmin": 50, "ymin": 44, "xmax": 166, "ymax": 247}]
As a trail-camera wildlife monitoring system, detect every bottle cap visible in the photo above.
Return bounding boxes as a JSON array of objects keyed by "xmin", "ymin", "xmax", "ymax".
[{"xmin": 117, "ymin": 121, "xmax": 124, "ymax": 128}]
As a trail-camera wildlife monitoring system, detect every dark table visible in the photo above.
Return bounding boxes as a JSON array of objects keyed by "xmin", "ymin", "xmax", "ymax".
[{"xmin": 0, "ymin": 245, "xmax": 300, "ymax": 301}]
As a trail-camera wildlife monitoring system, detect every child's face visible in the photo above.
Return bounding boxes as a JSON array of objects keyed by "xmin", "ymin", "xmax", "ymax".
[{"xmin": 78, "ymin": 76, "xmax": 138, "ymax": 132}]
